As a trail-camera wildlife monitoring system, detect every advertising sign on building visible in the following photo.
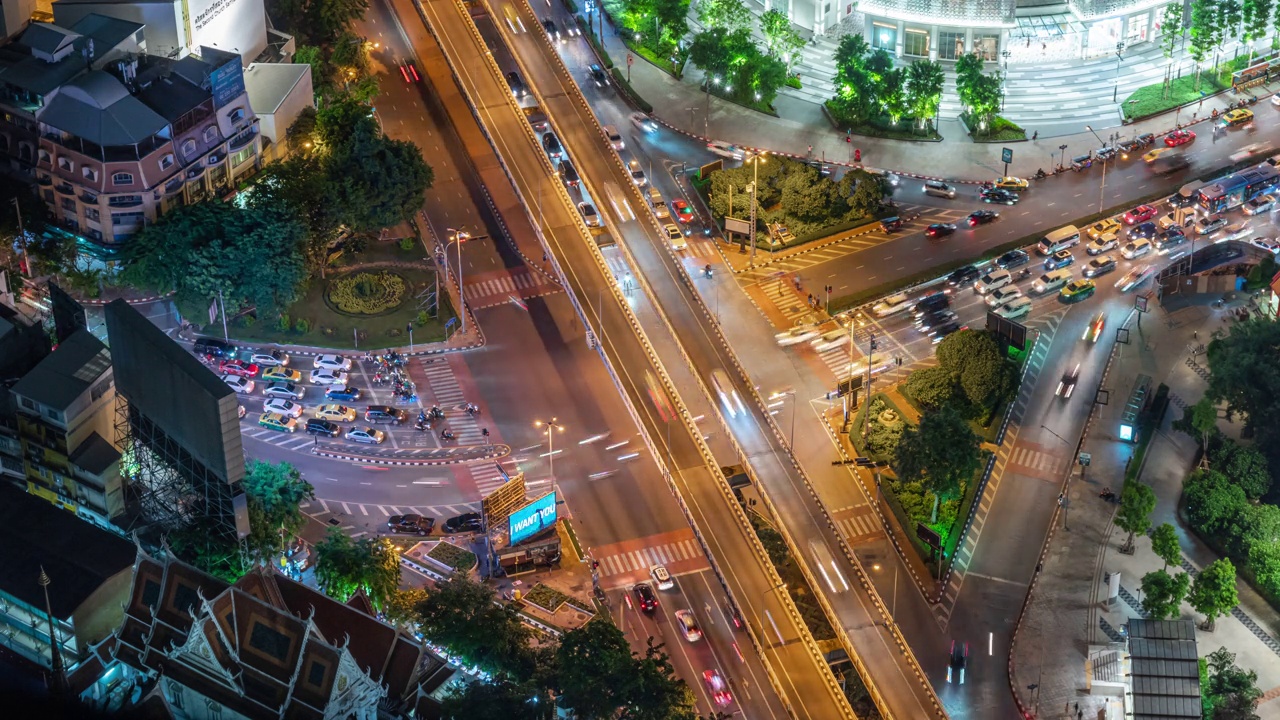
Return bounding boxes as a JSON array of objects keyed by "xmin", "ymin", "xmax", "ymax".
[{"xmin": 508, "ymin": 491, "xmax": 557, "ymax": 545}]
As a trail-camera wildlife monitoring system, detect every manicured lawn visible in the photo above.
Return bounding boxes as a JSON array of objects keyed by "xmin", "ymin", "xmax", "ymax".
[
  {"xmin": 231, "ymin": 242, "xmax": 455, "ymax": 350},
  {"xmin": 1121, "ymin": 70, "xmax": 1231, "ymax": 121}
]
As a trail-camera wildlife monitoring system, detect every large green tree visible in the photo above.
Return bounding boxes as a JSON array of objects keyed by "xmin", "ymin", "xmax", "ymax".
[
  {"xmin": 1115, "ymin": 482, "xmax": 1157, "ymax": 554},
  {"xmin": 557, "ymin": 617, "xmax": 696, "ymax": 720},
  {"xmin": 1139, "ymin": 568, "xmax": 1190, "ymax": 620},
  {"xmin": 831, "ymin": 34, "xmax": 875, "ymax": 124},
  {"xmin": 905, "ymin": 59, "xmax": 944, "ymax": 130},
  {"xmin": 323, "ymin": 101, "xmax": 434, "ymax": 233},
  {"xmin": 1217, "ymin": 442, "xmax": 1272, "ymax": 501},
  {"xmin": 1189, "ymin": 0, "xmax": 1219, "ymax": 87},
  {"xmin": 953, "ymin": 52, "xmax": 984, "ymax": 108},
  {"xmin": 935, "ymin": 329, "xmax": 1013, "ymax": 410},
  {"xmin": 1151, "ymin": 522, "xmax": 1183, "ymax": 571},
  {"xmin": 1248, "ymin": 540, "xmax": 1280, "ymax": 596},
  {"xmin": 760, "ymin": 9, "xmax": 805, "ymax": 69},
  {"xmin": 241, "ymin": 460, "xmax": 315, "ymax": 563},
  {"xmin": 440, "ymin": 677, "xmax": 549, "ymax": 720},
  {"xmin": 1223, "ymin": 502, "xmax": 1280, "ymax": 559},
  {"xmin": 779, "ymin": 166, "xmax": 848, "ymax": 223},
  {"xmin": 313, "ymin": 528, "xmax": 401, "ymax": 609},
  {"xmin": 893, "ymin": 405, "xmax": 981, "ymax": 499},
  {"xmin": 1205, "ymin": 647, "xmax": 1262, "ymax": 719},
  {"xmin": 694, "ymin": 0, "xmax": 752, "ymax": 31},
  {"xmin": 413, "ymin": 572, "xmax": 535, "ymax": 677},
  {"xmin": 119, "ymin": 200, "xmax": 307, "ymax": 320},
  {"xmin": 1184, "ymin": 469, "xmax": 1249, "ymax": 536},
  {"xmin": 1183, "ymin": 396, "xmax": 1221, "ymax": 459},
  {"xmin": 1188, "ymin": 558, "xmax": 1239, "ymax": 631},
  {"xmin": 904, "ymin": 366, "xmax": 960, "ymax": 411}
]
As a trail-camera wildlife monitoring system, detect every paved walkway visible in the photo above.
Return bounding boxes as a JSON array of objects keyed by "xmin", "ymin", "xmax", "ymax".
[
  {"xmin": 580, "ymin": 12, "xmax": 1274, "ymax": 181},
  {"xmin": 1009, "ymin": 298, "xmax": 1280, "ymax": 720}
]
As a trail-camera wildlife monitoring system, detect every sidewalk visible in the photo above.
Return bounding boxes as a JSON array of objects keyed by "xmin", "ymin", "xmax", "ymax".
[
  {"xmin": 1009, "ymin": 299, "xmax": 1280, "ymax": 720},
  {"xmin": 579, "ymin": 12, "xmax": 1272, "ymax": 181}
]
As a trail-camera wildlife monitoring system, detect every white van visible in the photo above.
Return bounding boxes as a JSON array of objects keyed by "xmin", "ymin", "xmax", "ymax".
[
  {"xmin": 603, "ymin": 125, "xmax": 624, "ymax": 150},
  {"xmin": 647, "ymin": 187, "xmax": 668, "ymax": 218},
  {"xmin": 1037, "ymin": 225, "xmax": 1081, "ymax": 256}
]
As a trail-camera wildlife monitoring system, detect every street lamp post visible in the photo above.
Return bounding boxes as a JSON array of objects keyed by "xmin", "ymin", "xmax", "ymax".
[
  {"xmin": 743, "ymin": 151, "xmax": 767, "ymax": 267},
  {"xmin": 1113, "ymin": 42, "xmax": 1126, "ymax": 103},
  {"xmin": 534, "ymin": 418, "xmax": 565, "ymax": 483},
  {"xmin": 1085, "ymin": 125, "xmax": 1109, "ymax": 215},
  {"xmin": 1058, "ymin": 144, "xmax": 1068, "ymax": 172},
  {"xmin": 445, "ymin": 228, "xmax": 470, "ymax": 333}
]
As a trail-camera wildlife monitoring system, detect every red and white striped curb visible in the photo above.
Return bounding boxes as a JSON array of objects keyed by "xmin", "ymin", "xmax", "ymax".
[{"xmin": 310, "ymin": 443, "xmax": 510, "ymax": 466}]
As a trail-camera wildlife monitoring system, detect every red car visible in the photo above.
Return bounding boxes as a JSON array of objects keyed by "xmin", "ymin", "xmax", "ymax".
[
  {"xmin": 219, "ymin": 359, "xmax": 259, "ymax": 377},
  {"xmin": 1123, "ymin": 204, "xmax": 1158, "ymax": 225},
  {"xmin": 1164, "ymin": 129, "xmax": 1195, "ymax": 147},
  {"xmin": 703, "ymin": 670, "xmax": 732, "ymax": 707},
  {"xmin": 671, "ymin": 198, "xmax": 694, "ymax": 223}
]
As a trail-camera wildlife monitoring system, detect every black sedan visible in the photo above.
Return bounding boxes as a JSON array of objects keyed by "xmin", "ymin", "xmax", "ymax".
[
  {"xmin": 443, "ymin": 512, "xmax": 483, "ymax": 533},
  {"xmin": 947, "ymin": 640, "xmax": 968, "ymax": 684},
  {"xmin": 980, "ymin": 188, "xmax": 1019, "ymax": 205},
  {"xmin": 1128, "ymin": 221, "xmax": 1158, "ymax": 240},
  {"xmin": 1056, "ymin": 364, "xmax": 1081, "ymax": 399},
  {"xmin": 946, "ymin": 265, "xmax": 981, "ymax": 286},
  {"xmin": 931, "ymin": 321, "xmax": 965, "ymax": 344},
  {"xmin": 588, "ymin": 63, "xmax": 608, "ymax": 87},
  {"xmin": 1156, "ymin": 228, "xmax": 1187, "ymax": 251},
  {"xmin": 388, "ymin": 514, "xmax": 435, "ymax": 535},
  {"xmin": 917, "ymin": 310, "xmax": 958, "ymax": 332},
  {"xmin": 967, "ymin": 210, "xmax": 999, "ymax": 227},
  {"xmin": 926, "ymin": 223, "xmax": 957, "ymax": 238},
  {"xmin": 912, "ymin": 292, "xmax": 950, "ymax": 317},
  {"xmin": 996, "ymin": 249, "xmax": 1030, "ymax": 269}
]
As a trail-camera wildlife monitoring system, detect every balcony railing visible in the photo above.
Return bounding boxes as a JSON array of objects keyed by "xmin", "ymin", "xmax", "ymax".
[
  {"xmin": 54, "ymin": 183, "xmax": 75, "ymax": 197},
  {"xmin": 228, "ymin": 127, "xmax": 258, "ymax": 151}
]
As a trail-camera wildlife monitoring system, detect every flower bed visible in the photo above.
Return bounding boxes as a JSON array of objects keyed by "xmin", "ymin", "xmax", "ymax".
[
  {"xmin": 523, "ymin": 583, "xmax": 570, "ymax": 613},
  {"xmin": 326, "ymin": 270, "xmax": 406, "ymax": 315},
  {"xmin": 426, "ymin": 541, "xmax": 477, "ymax": 572}
]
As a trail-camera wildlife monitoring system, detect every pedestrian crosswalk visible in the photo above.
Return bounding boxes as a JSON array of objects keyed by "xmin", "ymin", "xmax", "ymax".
[
  {"xmin": 463, "ymin": 270, "xmax": 541, "ymax": 300},
  {"xmin": 241, "ymin": 427, "xmax": 319, "ymax": 450},
  {"xmin": 596, "ymin": 537, "xmax": 702, "ymax": 577},
  {"xmin": 833, "ymin": 505, "xmax": 882, "ymax": 545},
  {"xmin": 302, "ymin": 498, "xmax": 480, "ymax": 520},
  {"xmin": 418, "ymin": 360, "xmax": 486, "ymax": 446},
  {"xmin": 470, "ymin": 463, "xmax": 510, "ymax": 497},
  {"xmin": 1006, "ymin": 445, "xmax": 1068, "ymax": 479}
]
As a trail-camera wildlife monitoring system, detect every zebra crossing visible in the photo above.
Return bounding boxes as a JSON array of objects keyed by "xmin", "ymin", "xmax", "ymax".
[
  {"xmin": 596, "ymin": 537, "xmax": 702, "ymax": 577},
  {"xmin": 241, "ymin": 427, "xmax": 319, "ymax": 450},
  {"xmin": 418, "ymin": 360, "xmax": 485, "ymax": 445},
  {"xmin": 463, "ymin": 269, "xmax": 541, "ymax": 300},
  {"xmin": 470, "ymin": 463, "xmax": 510, "ymax": 497},
  {"xmin": 1006, "ymin": 445, "xmax": 1069, "ymax": 478},
  {"xmin": 738, "ymin": 204, "xmax": 969, "ymax": 283},
  {"xmin": 832, "ymin": 505, "xmax": 882, "ymax": 545},
  {"xmin": 302, "ymin": 498, "xmax": 480, "ymax": 520}
]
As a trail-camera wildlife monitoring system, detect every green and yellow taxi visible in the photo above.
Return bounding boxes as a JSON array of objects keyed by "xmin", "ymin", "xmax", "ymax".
[
  {"xmin": 259, "ymin": 412, "xmax": 298, "ymax": 433},
  {"xmin": 263, "ymin": 366, "xmax": 302, "ymax": 383},
  {"xmin": 1220, "ymin": 108, "xmax": 1253, "ymax": 128},
  {"xmin": 315, "ymin": 404, "xmax": 357, "ymax": 422},
  {"xmin": 993, "ymin": 176, "xmax": 1029, "ymax": 191},
  {"xmin": 1059, "ymin": 279, "xmax": 1096, "ymax": 303}
]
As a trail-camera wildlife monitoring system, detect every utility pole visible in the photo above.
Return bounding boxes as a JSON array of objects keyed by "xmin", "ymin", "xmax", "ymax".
[
  {"xmin": 10, "ymin": 197, "xmax": 28, "ymax": 277},
  {"xmin": 217, "ymin": 289, "xmax": 229, "ymax": 342},
  {"xmin": 861, "ymin": 332, "xmax": 876, "ymax": 439}
]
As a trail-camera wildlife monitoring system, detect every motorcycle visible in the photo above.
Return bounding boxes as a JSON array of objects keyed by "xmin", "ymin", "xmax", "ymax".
[
  {"xmin": 703, "ymin": 264, "xmax": 713, "ymax": 279},
  {"xmin": 430, "ymin": 406, "xmax": 445, "ymax": 420},
  {"xmin": 1099, "ymin": 488, "xmax": 1119, "ymax": 503},
  {"xmin": 465, "ymin": 403, "xmax": 480, "ymax": 417},
  {"xmin": 415, "ymin": 420, "xmax": 431, "ymax": 432},
  {"xmin": 440, "ymin": 429, "xmax": 455, "ymax": 441},
  {"xmin": 1015, "ymin": 268, "xmax": 1033, "ymax": 280},
  {"xmin": 1033, "ymin": 168, "xmax": 1048, "ymax": 180}
]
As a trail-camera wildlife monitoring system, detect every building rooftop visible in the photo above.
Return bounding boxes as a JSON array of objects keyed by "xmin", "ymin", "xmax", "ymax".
[
  {"xmin": 0, "ymin": 483, "xmax": 135, "ymax": 619},
  {"xmin": 38, "ymin": 70, "xmax": 170, "ymax": 147},
  {"xmin": 1128, "ymin": 619, "xmax": 1202, "ymax": 720},
  {"xmin": 68, "ymin": 431, "xmax": 121, "ymax": 476},
  {"xmin": 243, "ymin": 62, "xmax": 308, "ymax": 116},
  {"xmin": 11, "ymin": 328, "xmax": 110, "ymax": 412},
  {"xmin": 67, "ymin": 13, "xmax": 143, "ymax": 52},
  {"xmin": 19, "ymin": 23, "xmax": 80, "ymax": 57}
]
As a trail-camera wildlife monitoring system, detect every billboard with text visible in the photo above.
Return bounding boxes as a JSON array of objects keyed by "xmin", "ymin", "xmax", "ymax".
[{"xmin": 508, "ymin": 491, "xmax": 557, "ymax": 545}]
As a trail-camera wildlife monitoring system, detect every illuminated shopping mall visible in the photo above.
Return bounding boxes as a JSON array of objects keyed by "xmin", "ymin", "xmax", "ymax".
[{"xmin": 786, "ymin": 0, "xmax": 1170, "ymax": 63}]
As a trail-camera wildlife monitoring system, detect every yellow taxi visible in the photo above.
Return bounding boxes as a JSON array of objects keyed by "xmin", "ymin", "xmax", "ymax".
[
  {"xmin": 1087, "ymin": 218, "xmax": 1121, "ymax": 240},
  {"xmin": 1141, "ymin": 147, "xmax": 1170, "ymax": 163},
  {"xmin": 1220, "ymin": 108, "xmax": 1253, "ymax": 127},
  {"xmin": 993, "ymin": 176, "xmax": 1029, "ymax": 190},
  {"xmin": 263, "ymin": 366, "xmax": 302, "ymax": 383},
  {"xmin": 259, "ymin": 412, "xmax": 298, "ymax": 433},
  {"xmin": 315, "ymin": 404, "xmax": 357, "ymax": 422}
]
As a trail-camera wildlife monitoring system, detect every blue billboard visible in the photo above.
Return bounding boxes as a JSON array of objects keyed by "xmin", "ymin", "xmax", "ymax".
[{"xmin": 509, "ymin": 491, "xmax": 557, "ymax": 545}]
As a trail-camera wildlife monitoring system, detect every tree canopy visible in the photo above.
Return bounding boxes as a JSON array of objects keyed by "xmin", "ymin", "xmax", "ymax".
[
  {"xmin": 1188, "ymin": 558, "xmax": 1239, "ymax": 630},
  {"xmin": 1185, "ymin": 469, "xmax": 1249, "ymax": 536},
  {"xmin": 893, "ymin": 404, "xmax": 981, "ymax": 499},
  {"xmin": 313, "ymin": 528, "xmax": 401, "ymax": 610},
  {"xmin": 1151, "ymin": 522, "xmax": 1182, "ymax": 571},
  {"xmin": 119, "ymin": 199, "xmax": 307, "ymax": 320},
  {"xmin": 1204, "ymin": 647, "xmax": 1262, "ymax": 719},
  {"xmin": 240, "ymin": 460, "xmax": 315, "ymax": 563},
  {"xmin": 1139, "ymin": 569, "xmax": 1189, "ymax": 620},
  {"xmin": 1115, "ymin": 481, "xmax": 1157, "ymax": 553},
  {"xmin": 412, "ymin": 572, "xmax": 536, "ymax": 678},
  {"xmin": 1206, "ymin": 318, "xmax": 1280, "ymax": 443}
]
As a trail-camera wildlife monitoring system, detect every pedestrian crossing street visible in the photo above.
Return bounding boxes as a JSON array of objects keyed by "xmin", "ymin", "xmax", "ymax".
[
  {"xmin": 418, "ymin": 360, "xmax": 485, "ymax": 446},
  {"xmin": 738, "ymin": 204, "xmax": 969, "ymax": 283},
  {"xmin": 831, "ymin": 504, "xmax": 882, "ymax": 545},
  {"xmin": 596, "ymin": 537, "xmax": 702, "ymax": 577},
  {"xmin": 241, "ymin": 427, "xmax": 319, "ymax": 450}
]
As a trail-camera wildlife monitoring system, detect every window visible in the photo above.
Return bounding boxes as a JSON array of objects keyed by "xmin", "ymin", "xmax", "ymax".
[
  {"xmin": 872, "ymin": 23, "xmax": 897, "ymax": 52},
  {"xmin": 82, "ymin": 167, "xmax": 98, "ymax": 182},
  {"xmin": 57, "ymin": 156, "xmax": 73, "ymax": 172},
  {"xmin": 108, "ymin": 195, "xmax": 141, "ymax": 207},
  {"xmin": 44, "ymin": 408, "xmax": 62, "ymax": 422},
  {"xmin": 60, "ymin": 198, "xmax": 76, "ymax": 212},
  {"xmin": 904, "ymin": 29, "xmax": 929, "ymax": 57},
  {"xmin": 181, "ymin": 139, "xmax": 197, "ymax": 158},
  {"xmin": 166, "ymin": 680, "xmax": 183, "ymax": 710},
  {"xmin": 85, "ymin": 208, "xmax": 100, "ymax": 222},
  {"xmin": 111, "ymin": 211, "xmax": 145, "ymax": 226},
  {"xmin": 249, "ymin": 621, "xmax": 293, "ymax": 662},
  {"xmin": 306, "ymin": 659, "xmax": 328, "ymax": 688},
  {"xmin": 228, "ymin": 107, "xmax": 246, "ymax": 123},
  {"xmin": 939, "ymin": 32, "xmax": 965, "ymax": 60},
  {"xmin": 160, "ymin": 154, "xmax": 174, "ymax": 170},
  {"xmin": 112, "ymin": 172, "xmax": 133, "ymax": 186},
  {"xmin": 38, "ymin": 149, "xmax": 51, "ymax": 164},
  {"xmin": 142, "ymin": 579, "xmax": 161, "ymax": 608},
  {"xmin": 202, "ymin": 126, "xmax": 219, "ymax": 143},
  {"xmin": 232, "ymin": 146, "xmax": 255, "ymax": 168},
  {"xmin": 20, "ymin": 398, "xmax": 35, "ymax": 411}
]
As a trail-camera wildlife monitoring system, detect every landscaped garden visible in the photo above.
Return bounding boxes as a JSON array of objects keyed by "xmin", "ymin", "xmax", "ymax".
[
  {"xmin": 825, "ymin": 34, "xmax": 945, "ymax": 141},
  {"xmin": 425, "ymin": 539, "xmax": 478, "ymax": 573}
]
